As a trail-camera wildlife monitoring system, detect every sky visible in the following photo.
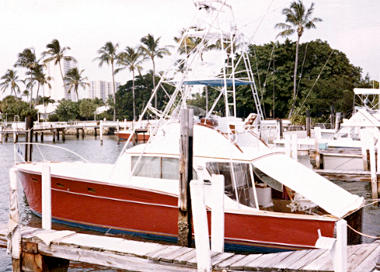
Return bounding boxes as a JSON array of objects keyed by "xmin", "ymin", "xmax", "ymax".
[{"xmin": 0, "ymin": 0, "xmax": 379, "ymax": 95}]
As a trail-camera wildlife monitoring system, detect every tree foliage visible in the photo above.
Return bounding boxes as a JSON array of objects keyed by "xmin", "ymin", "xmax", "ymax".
[{"xmin": 0, "ymin": 95, "xmax": 37, "ymax": 121}]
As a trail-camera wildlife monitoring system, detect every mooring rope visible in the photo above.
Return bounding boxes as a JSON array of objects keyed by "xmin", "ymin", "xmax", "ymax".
[{"xmin": 347, "ymin": 199, "xmax": 380, "ymax": 240}]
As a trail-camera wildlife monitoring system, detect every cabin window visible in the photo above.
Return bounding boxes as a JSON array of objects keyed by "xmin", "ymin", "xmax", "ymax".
[
  {"xmin": 131, "ymin": 156, "xmax": 197, "ymax": 180},
  {"xmin": 132, "ymin": 156, "xmax": 161, "ymax": 178},
  {"xmin": 162, "ymin": 157, "xmax": 179, "ymax": 180},
  {"xmin": 206, "ymin": 162, "xmax": 257, "ymax": 208}
]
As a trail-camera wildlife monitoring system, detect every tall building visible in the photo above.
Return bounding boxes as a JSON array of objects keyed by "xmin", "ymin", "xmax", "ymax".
[
  {"xmin": 46, "ymin": 59, "xmax": 76, "ymax": 101},
  {"xmin": 86, "ymin": 80, "xmax": 120, "ymax": 102}
]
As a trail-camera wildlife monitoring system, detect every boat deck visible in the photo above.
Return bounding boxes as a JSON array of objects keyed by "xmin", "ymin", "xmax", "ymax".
[{"xmin": 2, "ymin": 224, "xmax": 379, "ymax": 271}]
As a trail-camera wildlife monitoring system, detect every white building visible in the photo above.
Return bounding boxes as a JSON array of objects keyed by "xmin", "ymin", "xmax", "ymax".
[
  {"xmin": 46, "ymin": 59, "xmax": 76, "ymax": 101},
  {"xmin": 86, "ymin": 80, "xmax": 120, "ymax": 102}
]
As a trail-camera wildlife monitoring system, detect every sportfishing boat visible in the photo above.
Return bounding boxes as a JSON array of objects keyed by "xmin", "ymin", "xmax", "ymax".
[
  {"xmin": 15, "ymin": 0, "xmax": 364, "ymax": 253},
  {"xmin": 16, "ymin": 114, "xmax": 364, "ymax": 252}
]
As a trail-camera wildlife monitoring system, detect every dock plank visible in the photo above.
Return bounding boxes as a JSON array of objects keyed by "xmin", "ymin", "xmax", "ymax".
[
  {"xmin": 349, "ymin": 242, "xmax": 380, "ymax": 272},
  {"xmin": 229, "ymin": 253, "xmax": 263, "ymax": 270},
  {"xmin": 215, "ymin": 253, "xmax": 246, "ymax": 269},
  {"xmin": 2, "ymin": 224, "xmax": 379, "ymax": 272},
  {"xmin": 211, "ymin": 251, "xmax": 235, "ymax": 266}
]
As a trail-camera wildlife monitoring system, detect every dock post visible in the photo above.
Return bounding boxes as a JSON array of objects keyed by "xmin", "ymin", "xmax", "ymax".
[
  {"xmin": 360, "ymin": 130, "xmax": 369, "ymax": 171},
  {"xmin": 178, "ymin": 108, "xmax": 193, "ymax": 247},
  {"xmin": 52, "ymin": 130, "xmax": 56, "ymax": 143},
  {"xmin": 277, "ymin": 119, "xmax": 283, "ymax": 139},
  {"xmin": 25, "ymin": 116, "xmax": 33, "ymax": 162},
  {"xmin": 62, "ymin": 129, "xmax": 65, "ymax": 142},
  {"xmin": 5, "ymin": 132, "xmax": 8, "ymax": 142},
  {"xmin": 100, "ymin": 121, "xmax": 103, "ymax": 145},
  {"xmin": 211, "ymin": 174, "xmax": 224, "ymax": 253},
  {"xmin": 190, "ymin": 180, "xmax": 211, "ymax": 272},
  {"xmin": 94, "ymin": 127, "xmax": 97, "ymax": 138},
  {"xmin": 306, "ymin": 110, "xmax": 311, "ymax": 138},
  {"xmin": 9, "ymin": 168, "xmax": 21, "ymax": 271},
  {"xmin": 0, "ymin": 126, "xmax": 2, "ymax": 143},
  {"xmin": 368, "ymin": 135, "xmax": 378, "ymax": 201},
  {"xmin": 76, "ymin": 128, "xmax": 79, "ymax": 139},
  {"xmin": 42, "ymin": 164, "xmax": 52, "ymax": 230},
  {"xmin": 335, "ymin": 112, "xmax": 341, "ymax": 131},
  {"xmin": 56, "ymin": 129, "xmax": 60, "ymax": 141},
  {"xmin": 81, "ymin": 128, "xmax": 85, "ymax": 139},
  {"xmin": 332, "ymin": 219, "xmax": 347, "ymax": 272},
  {"xmin": 40, "ymin": 132, "xmax": 44, "ymax": 142}
]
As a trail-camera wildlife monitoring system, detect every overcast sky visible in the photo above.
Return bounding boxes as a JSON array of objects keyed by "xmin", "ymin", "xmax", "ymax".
[{"xmin": 1, "ymin": 0, "xmax": 379, "ymax": 90}]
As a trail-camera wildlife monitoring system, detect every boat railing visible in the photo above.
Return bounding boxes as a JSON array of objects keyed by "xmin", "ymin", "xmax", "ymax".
[{"xmin": 13, "ymin": 142, "xmax": 89, "ymax": 164}]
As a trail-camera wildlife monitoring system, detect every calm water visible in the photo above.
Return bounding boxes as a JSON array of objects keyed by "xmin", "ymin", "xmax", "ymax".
[{"xmin": 0, "ymin": 135, "xmax": 379, "ymax": 271}]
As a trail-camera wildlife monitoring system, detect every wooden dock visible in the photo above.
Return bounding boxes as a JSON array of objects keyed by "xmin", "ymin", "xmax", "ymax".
[{"xmin": 1, "ymin": 224, "xmax": 379, "ymax": 271}]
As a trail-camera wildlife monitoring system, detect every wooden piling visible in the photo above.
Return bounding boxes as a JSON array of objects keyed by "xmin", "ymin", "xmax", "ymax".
[
  {"xmin": 178, "ymin": 108, "xmax": 193, "ymax": 247},
  {"xmin": 25, "ymin": 116, "xmax": 33, "ymax": 162},
  {"xmin": 62, "ymin": 129, "xmax": 65, "ymax": 142},
  {"xmin": 76, "ymin": 128, "xmax": 79, "ymax": 139},
  {"xmin": 52, "ymin": 130, "xmax": 56, "ymax": 143},
  {"xmin": 40, "ymin": 132, "xmax": 44, "ymax": 142},
  {"xmin": 56, "ymin": 129, "xmax": 60, "ymax": 141},
  {"xmin": 81, "ymin": 128, "xmax": 85, "ymax": 139},
  {"xmin": 5, "ymin": 132, "xmax": 8, "ymax": 142},
  {"xmin": 277, "ymin": 119, "xmax": 283, "ymax": 139},
  {"xmin": 100, "ymin": 121, "xmax": 103, "ymax": 145}
]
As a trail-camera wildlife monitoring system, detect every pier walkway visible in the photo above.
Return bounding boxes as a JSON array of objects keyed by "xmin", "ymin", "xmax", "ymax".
[{"xmin": 1, "ymin": 224, "xmax": 379, "ymax": 271}]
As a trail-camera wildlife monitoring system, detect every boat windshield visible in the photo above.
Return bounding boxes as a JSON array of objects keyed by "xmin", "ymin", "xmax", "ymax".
[
  {"xmin": 131, "ymin": 156, "xmax": 197, "ymax": 180},
  {"xmin": 206, "ymin": 162, "xmax": 257, "ymax": 208}
]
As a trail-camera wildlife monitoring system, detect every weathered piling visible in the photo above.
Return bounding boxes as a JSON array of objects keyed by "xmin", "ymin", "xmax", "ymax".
[
  {"xmin": 178, "ymin": 108, "xmax": 193, "ymax": 247},
  {"xmin": 25, "ymin": 116, "xmax": 33, "ymax": 162}
]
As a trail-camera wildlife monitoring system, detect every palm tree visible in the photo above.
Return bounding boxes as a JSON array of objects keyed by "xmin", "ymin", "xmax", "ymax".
[
  {"xmin": 14, "ymin": 48, "xmax": 38, "ymax": 107},
  {"xmin": 31, "ymin": 64, "xmax": 52, "ymax": 104},
  {"xmin": 116, "ymin": 46, "xmax": 145, "ymax": 121},
  {"xmin": 275, "ymin": 0, "xmax": 322, "ymax": 117},
  {"xmin": 64, "ymin": 67, "xmax": 89, "ymax": 101},
  {"xmin": 140, "ymin": 34, "xmax": 170, "ymax": 108},
  {"xmin": 42, "ymin": 39, "xmax": 76, "ymax": 92},
  {"xmin": 0, "ymin": 69, "xmax": 21, "ymax": 97},
  {"xmin": 94, "ymin": 42, "xmax": 119, "ymax": 120}
]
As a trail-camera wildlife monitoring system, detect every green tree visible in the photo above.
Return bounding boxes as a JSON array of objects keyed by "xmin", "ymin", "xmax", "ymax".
[
  {"xmin": 116, "ymin": 46, "xmax": 145, "ymax": 121},
  {"xmin": 31, "ymin": 63, "xmax": 52, "ymax": 104},
  {"xmin": 0, "ymin": 95, "xmax": 37, "ymax": 121},
  {"xmin": 0, "ymin": 69, "xmax": 22, "ymax": 97},
  {"xmin": 42, "ymin": 39, "xmax": 76, "ymax": 93},
  {"xmin": 64, "ymin": 67, "xmax": 89, "ymax": 101},
  {"xmin": 94, "ymin": 42, "xmax": 119, "ymax": 120},
  {"xmin": 55, "ymin": 99, "xmax": 79, "ymax": 121},
  {"xmin": 275, "ymin": 0, "xmax": 322, "ymax": 117},
  {"xmin": 14, "ymin": 48, "xmax": 39, "ymax": 107},
  {"xmin": 79, "ymin": 99, "xmax": 97, "ymax": 120},
  {"xmin": 140, "ymin": 34, "xmax": 170, "ymax": 108}
]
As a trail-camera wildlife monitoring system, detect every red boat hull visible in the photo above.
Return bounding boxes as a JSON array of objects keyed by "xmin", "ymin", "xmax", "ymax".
[
  {"xmin": 18, "ymin": 171, "xmax": 336, "ymax": 252},
  {"xmin": 116, "ymin": 131, "xmax": 150, "ymax": 142}
]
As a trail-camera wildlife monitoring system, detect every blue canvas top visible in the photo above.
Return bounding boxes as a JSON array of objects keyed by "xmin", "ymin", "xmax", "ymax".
[{"xmin": 183, "ymin": 79, "xmax": 252, "ymax": 87}]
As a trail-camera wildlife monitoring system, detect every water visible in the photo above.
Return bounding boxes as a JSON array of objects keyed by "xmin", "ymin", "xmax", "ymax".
[
  {"xmin": 0, "ymin": 135, "xmax": 379, "ymax": 271},
  {"xmin": 0, "ymin": 134, "xmax": 124, "ymax": 271}
]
